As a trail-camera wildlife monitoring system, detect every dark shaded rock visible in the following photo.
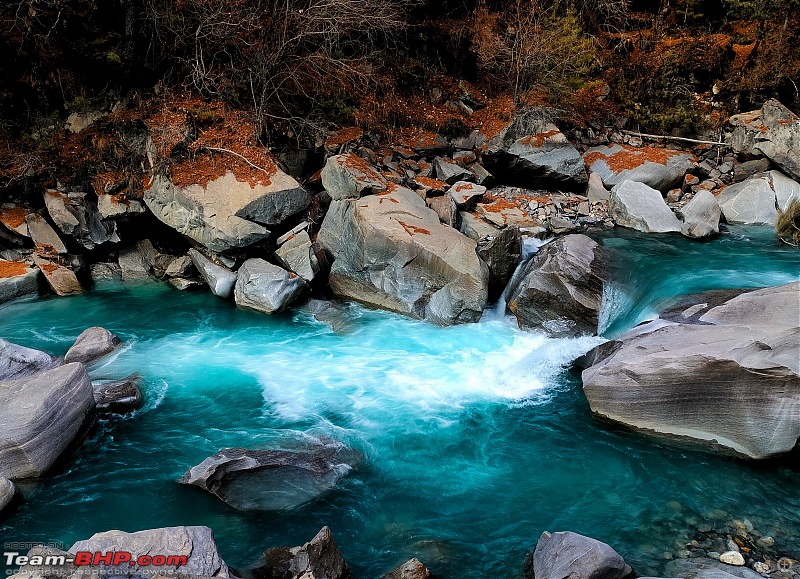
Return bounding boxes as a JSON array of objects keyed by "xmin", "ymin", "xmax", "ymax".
[
  {"xmin": 0, "ymin": 477, "xmax": 15, "ymax": 513},
  {"xmin": 64, "ymin": 326, "xmax": 121, "ymax": 364},
  {"xmin": 252, "ymin": 527, "xmax": 350, "ymax": 579},
  {"xmin": 526, "ymin": 531, "xmax": 633, "ymax": 579},
  {"xmin": 384, "ymin": 558, "xmax": 432, "ymax": 579},
  {"xmin": 477, "ymin": 226, "xmax": 521, "ymax": 301},
  {"xmin": 434, "ymin": 157, "xmax": 473, "ymax": 184},
  {"xmin": 93, "ymin": 375, "xmax": 143, "ymax": 414}
]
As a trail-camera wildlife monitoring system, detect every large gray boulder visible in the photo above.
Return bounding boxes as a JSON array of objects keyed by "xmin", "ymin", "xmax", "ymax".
[
  {"xmin": 321, "ymin": 153, "xmax": 388, "ymax": 200},
  {"xmin": 726, "ymin": 99, "xmax": 800, "ymax": 181},
  {"xmin": 507, "ymin": 235, "xmax": 609, "ymax": 337},
  {"xmin": 585, "ymin": 144, "xmax": 695, "ymax": 192},
  {"xmin": 0, "ymin": 477, "xmax": 16, "ymax": 513},
  {"xmin": 275, "ymin": 230, "xmax": 321, "ymax": 282},
  {"xmin": 0, "ymin": 363, "xmax": 95, "ymax": 479},
  {"xmin": 44, "ymin": 189, "xmax": 119, "ymax": 249},
  {"xmin": 610, "ymin": 180, "xmax": 682, "ymax": 233},
  {"xmin": 0, "ymin": 260, "xmax": 39, "ymax": 304},
  {"xmin": 582, "ymin": 282, "xmax": 800, "ymax": 459},
  {"xmin": 189, "ymin": 249, "xmax": 237, "ymax": 299},
  {"xmin": 526, "ymin": 531, "xmax": 633, "ymax": 579},
  {"xmin": 251, "ymin": 526, "xmax": 350, "ymax": 579},
  {"xmin": 234, "ymin": 259, "xmax": 308, "ymax": 314},
  {"xmin": 69, "ymin": 526, "xmax": 230, "ymax": 577},
  {"xmin": 145, "ymin": 170, "xmax": 310, "ymax": 252},
  {"xmin": 485, "ymin": 123, "xmax": 587, "ymax": 189},
  {"xmin": 0, "ymin": 338, "xmax": 60, "ymax": 380},
  {"xmin": 64, "ymin": 326, "xmax": 121, "ymax": 364},
  {"xmin": 680, "ymin": 190, "xmax": 721, "ymax": 239},
  {"xmin": 715, "ymin": 175, "xmax": 778, "ymax": 225},
  {"xmin": 318, "ymin": 187, "xmax": 489, "ymax": 325},
  {"xmin": 770, "ymin": 169, "xmax": 800, "ymax": 210},
  {"xmin": 180, "ymin": 441, "xmax": 359, "ymax": 511},
  {"xmin": 118, "ymin": 244, "xmax": 155, "ymax": 281},
  {"xmin": 664, "ymin": 557, "xmax": 765, "ymax": 579}
]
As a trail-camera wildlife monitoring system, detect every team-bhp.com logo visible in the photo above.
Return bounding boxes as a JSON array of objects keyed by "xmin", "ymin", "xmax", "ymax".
[{"xmin": 4, "ymin": 551, "xmax": 187, "ymax": 569}]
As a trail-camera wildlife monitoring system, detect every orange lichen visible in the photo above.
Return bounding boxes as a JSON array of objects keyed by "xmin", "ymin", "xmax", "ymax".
[
  {"xmin": 0, "ymin": 207, "xmax": 28, "ymax": 229},
  {"xmin": 38, "ymin": 262, "xmax": 61, "ymax": 274},
  {"xmin": 0, "ymin": 260, "xmax": 29, "ymax": 278},
  {"xmin": 471, "ymin": 94, "xmax": 515, "ymax": 140},
  {"xmin": 397, "ymin": 220, "xmax": 430, "ymax": 235},
  {"xmin": 415, "ymin": 176, "xmax": 448, "ymax": 190},
  {"xmin": 326, "ymin": 127, "xmax": 364, "ymax": 148},
  {"xmin": 520, "ymin": 129, "xmax": 560, "ymax": 148},
  {"xmin": 342, "ymin": 153, "xmax": 383, "ymax": 181},
  {"xmin": 584, "ymin": 145, "xmax": 695, "ymax": 172}
]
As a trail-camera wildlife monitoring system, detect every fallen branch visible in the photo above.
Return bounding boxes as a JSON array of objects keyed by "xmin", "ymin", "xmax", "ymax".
[
  {"xmin": 197, "ymin": 146, "xmax": 272, "ymax": 177},
  {"xmin": 620, "ymin": 130, "xmax": 728, "ymax": 147}
]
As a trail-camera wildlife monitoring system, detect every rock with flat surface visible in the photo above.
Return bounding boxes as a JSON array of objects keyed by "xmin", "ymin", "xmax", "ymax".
[
  {"xmin": 384, "ymin": 558, "xmax": 432, "ymax": 579},
  {"xmin": 427, "ymin": 194, "xmax": 459, "ymax": 227},
  {"xmin": 189, "ymin": 249, "xmax": 237, "ymax": 298},
  {"xmin": 180, "ymin": 441, "xmax": 359, "ymax": 511},
  {"xmin": 582, "ymin": 282, "xmax": 800, "ymax": 459},
  {"xmin": 234, "ymin": 259, "xmax": 308, "ymax": 314},
  {"xmin": 145, "ymin": 170, "xmax": 309, "ymax": 252},
  {"xmin": 69, "ymin": 526, "xmax": 230, "ymax": 577},
  {"xmin": 447, "ymin": 181, "xmax": 486, "ymax": 208},
  {"xmin": 118, "ymin": 244, "xmax": 154, "ymax": 281},
  {"xmin": 507, "ymin": 235, "xmax": 609, "ymax": 337},
  {"xmin": 715, "ymin": 175, "xmax": 778, "ymax": 225},
  {"xmin": 680, "ymin": 190, "xmax": 721, "ymax": 238},
  {"xmin": 0, "ymin": 339, "xmax": 60, "ymax": 381},
  {"xmin": 0, "ymin": 477, "xmax": 15, "ymax": 513},
  {"xmin": 0, "ymin": 363, "xmax": 94, "ymax": 479},
  {"xmin": 527, "ymin": 531, "xmax": 632, "ymax": 579},
  {"xmin": 321, "ymin": 153, "xmax": 388, "ymax": 199},
  {"xmin": 585, "ymin": 144, "xmax": 695, "ymax": 192},
  {"xmin": 251, "ymin": 527, "xmax": 350, "ymax": 579},
  {"xmin": 587, "ymin": 172, "xmax": 610, "ymax": 203},
  {"xmin": 0, "ymin": 260, "xmax": 39, "ymax": 304},
  {"xmin": 476, "ymin": 199, "xmax": 539, "ymax": 228},
  {"xmin": 275, "ymin": 231, "xmax": 321, "ymax": 282},
  {"xmin": 0, "ymin": 207, "xmax": 30, "ymax": 238},
  {"xmin": 665, "ymin": 557, "xmax": 764, "ymax": 579},
  {"xmin": 26, "ymin": 214, "xmax": 67, "ymax": 255},
  {"xmin": 97, "ymin": 193, "xmax": 147, "ymax": 219},
  {"xmin": 65, "ymin": 326, "xmax": 121, "ymax": 364},
  {"xmin": 610, "ymin": 180, "xmax": 682, "ymax": 233},
  {"xmin": 33, "ymin": 257, "xmax": 83, "ymax": 296},
  {"xmin": 434, "ymin": 157, "xmax": 473, "ymax": 184},
  {"xmin": 770, "ymin": 170, "xmax": 800, "ymax": 210},
  {"xmin": 318, "ymin": 187, "xmax": 489, "ymax": 325},
  {"xmin": 164, "ymin": 255, "xmax": 195, "ymax": 278},
  {"xmin": 44, "ymin": 189, "xmax": 118, "ymax": 250},
  {"xmin": 93, "ymin": 375, "xmax": 143, "ymax": 414}
]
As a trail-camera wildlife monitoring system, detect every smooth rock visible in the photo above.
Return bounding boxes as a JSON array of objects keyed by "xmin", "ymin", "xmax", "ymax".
[
  {"xmin": 69, "ymin": 526, "xmax": 230, "ymax": 577},
  {"xmin": 26, "ymin": 214, "xmax": 67, "ymax": 255},
  {"xmin": 427, "ymin": 194, "xmax": 459, "ymax": 227},
  {"xmin": 0, "ymin": 363, "xmax": 94, "ymax": 479},
  {"xmin": 434, "ymin": 157, "xmax": 473, "ymax": 184},
  {"xmin": 384, "ymin": 558, "xmax": 432, "ymax": 579},
  {"xmin": 507, "ymin": 235, "xmax": 609, "ymax": 337},
  {"xmin": 0, "ymin": 477, "xmax": 15, "ymax": 513},
  {"xmin": 65, "ymin": 326, "xmax": 121, "ymax": 364},
  {"xmin": 189, "ymin": 249, "xmax": 237, "ymax": 298},
  {"xmin": 680, "ymin": 190, "xmax": 721, "ymax": 238},
  {"xmin": 665, "ymin": 557, "xmax": 764, "ymax": 579},
  {"xmin": 610, "ymin": 180, "xmax": 682, "ymax": 233},
  {"xmin": 447, "ymin": 181, "xmax": 486, "ymax": 208},
  {"xmin": 251, "ymin": 526, "xmax": 349, "ymax": 579},
  {"xmin": 180, "ymin": 441, "xmax": 359, "ymax": 511},
  {"xmin": 321, "ymin": 153, "xmax": 388, "ymax": 199},
  {"xmin": 720, "ymin": 552, "xmax": 745, "ymax": 566},
  {"xmin": 318, "ymin": 187, "xmax": 489, "ymax": 325},
  {"xmin": 93, "ymin": 375, "xmax": 144, "ymax": 414},
  {"xmin": 582, "ymin": 282, "xmax": 800, "ymax": 459},
  {"xmin": 715, "ymin": 176, "xmax": 778, "ymax": 225},
  {"xmin": 528, "ymin": 531, "xmax": 632, "ymax": 579},
  {"xmin": 0, "ymin": 338, "xmax": 60, "ymax": 380},
  {"xmin": 585, "ymin": 144, "xmax": 695, "ymax": 192},
  {"xmin": 769, "ymin": 170, "xmax": 800, "ymax": 211},
  {"xmin": 275, "ymin": 230, "xmax": 321, "ymax": 282},
  {"xmin": 33, "ymin": 256, "xmax": 83, "ymax": 296},
  {"xmin": 234, "ymin": 259, "xmax": 308, "ymax": 314},
  {"xmin": 0, "ymin": 261, "xmax": 39, "ymax": 304}
]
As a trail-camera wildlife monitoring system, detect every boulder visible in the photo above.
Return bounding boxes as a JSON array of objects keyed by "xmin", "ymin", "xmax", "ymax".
[
  {"xmin": 584, "ymin": 144, "xmax": 695, "ymax": 192},
  {"xmin": 770, "ymin": 170, "xmax": 800, "ymax": 211},
  {"xmin": 318, "ymin": 187, "xmax": 489, "ymax": 325},
  {"xmin": 447, "ymin": 181, "xmax": 486, "ymax": 208},
  {"xmin": 507, "ymin": 235, "xmax": 609, "ymax": 337},
  {"xmin": 69, "ymin": 526, "xmax": 230, "ymax": 577},
  {"xmin": 582, "ymin": 282, "xmax": 800, "ymax": 459},
  {"xmin": 234, "ymin": 259, "xmax": 308, "ymax": 314},
  {"xmin": 476, "ymin": 199, "xmax": 539, "ymax": 228},
  {"xmin": 527, "ymin": 531, "xmax": 632, "ymax": 579},
  {"xmin": 32, "ymin": 257, "xmax": 83, "ymax": 296},
  {"xmin": 26, "ymin": 214, "xmax": 67, "ymax": 255},
  {"xmin": 433, "ymin": 157, "xmax": 473, "ymax": 184},
  {"xmin": 727, "ymin": 99, "xmax": 800, "ymax": 181},
  {"xmin": 715, "ymin": 175, "xmax": 778, "ymax": 225},
  {"xmin": 0, "ymin": 260, "xmax": 39, "ymax": 304},
  {"xmin": 0, "ymin": 339, "xmax": 60, "ymax": 380},
  {"xmin": 10, "ymin": 546, "xmax": 76, "ymax": 578},
  {"xmin": 251, "ymin": 527, "xmax": 350, "ymax": 579},
  {"xmin": 0, "ymin": 363, "xmax": 95, "ymax": 479},
  {"xmin": 164, "ymin": 255, "xmax": 195, "ymax": 278},
  {"xmin": 145, "ymin": 170, "xmax": 310, "ymax": 252},
  {"xmin": 170, "ymin": 277, "xmax": 205, "ymax": 291},
  {"xmin": 587, "ymin": 172, "xmax": 611, "ymax": 203},
  {"xmin": 118, "ymin": 244, "xmax": 154, "ymax": 281},
  {"xmin": 64, "ymin": 326, "xmax": 121, "ymax": 364},
  {"xmin": 96, "ymin": 193, "xmax": 147, "ymax": 220},
  {"xmin": 479, "ymin": 226, "xmax": 522, "ymax": 301},
  {"xmin": 485, "ymin": 124, "xmax": 588, "ymax": 189},
  {"xmin": 427, "ymin": 194, "xmax": 459, "ymax": 227},
  {"xmin": 136, "ymin": 239, "xmax": 177, "ymax": 278},
  {"xmin": 274, "ymin": 230, "xmax": 321, "ymax": 283},
  {"xmin": 189, "ymin": 249, "xmax": 237, "ymax": 299},
  {"xmin": 610, "ymin": 180, "xmax": 682, "ymax": 233},
  {"xmin": 44, "ymin": 189, "xmax": 119, "ymax": 249},
  {"xmin": 0, "ymin": 477, "xmax": 15, "ymax": 513},
  {"xmin": 680, "ymin": 190, "xmax": 721, "ymax": 238},
  {"xmin": 384, "ymin": 558, "xmax": 432, "ymax": 579},
  {"xmin": 664, "ymin": 557, "xmax": 765, "ymax": 579},
  {"xmin": 90, "ymin": 262, "xmax": 122, "ymax": 283},
  {"xmin": 93, "ymin": 375, "xmax": 144, "ymax": 414},
  {"xmin": 179, "ymin": 441, "xmax": 359, "ymax": 511},
  {"xmin": 321, "ymin": 153, "xmax": 388, "ymax": 199},
  {"xmin": 0, "ymin": 206, "xmax": 30, "ymax": 238}
]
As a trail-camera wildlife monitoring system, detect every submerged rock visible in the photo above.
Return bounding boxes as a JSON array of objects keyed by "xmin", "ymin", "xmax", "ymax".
[
  {"xmin": 507, "ymin": 235, "xmax": 609, "ymax": 337},
  {"xmin": 318, "ymin": 186, "xmax": 489, "ymax": 325},
  {"xmin": 179, "ymin": 440, "xmax": 360, "ymax": 511},
  {"xmin": 526, "ymin": 531, "xmax": 633, "ymax": 579},
  {"xmin": 582, "ymin": 282, "xmax": 800, "ymax": 459},
  {"xmin": 585, "ymin": 144, "xmax": 695, "ymax": 192},
  {"xmin": 610, "ymin": 180, "xmax": 682, "ymax": 233},
  {"xmin": 0, "ymin": 363, "xmax": 94, "ymax": 479},
  {"xmin": 64, "ymin": 326, "xmax": 121, "ymax": 364},
  {"xmin": 93, "ymin": 375, "xmax": 143, "ymax": 414},
  {"xmin": 384, "ymin": 558, "xmax": 432, "ymax": 579},
  {"xmin": 234, "ymin": 259, "xmax": 308, "ymax": 314},
  {"xmin": 251, "ymin": 526, "xmax": 350, "ymax": 579},
  {"xmin": 189, "ymin": 248, "xmax": 237, "ymax": 299},
  {"xmin": 0, "ymin": 338, "xmax": 60, "ymax": 381},
  {"xmin": 69, "ymin": 526, "xmax": 230, "ymax": 577}
]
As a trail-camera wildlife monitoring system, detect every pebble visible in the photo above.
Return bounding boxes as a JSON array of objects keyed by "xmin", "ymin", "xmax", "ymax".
[
  {"xmin": 720, "ymin": 551, "xmax": 746, "ymax": 566},
  {"xmin": 708, "ymin": 552, "xmax": 722, "ymax": 560},
  {"xmin": 727, "ymin": 539, "xmax": 741, "ymax": 552},
  {"xmin": 664, "ymin": 551, "xmax": 674, "ymax": 560},
  {"xmin": 698, "ymin": 524, "xmax": 713, "ymax": 533},
  {"xmin": 753, "ymin": 562, "xmax": 770, "ymax": 575},
  {"xmin": 757, "ymin": 536, "xmax": 775, "ymax": 548}
]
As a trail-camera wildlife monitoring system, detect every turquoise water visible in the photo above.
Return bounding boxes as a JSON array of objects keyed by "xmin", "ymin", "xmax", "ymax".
[{"xmin": 0, "ymin": 226, "xmax": 798, "ymax": 578}]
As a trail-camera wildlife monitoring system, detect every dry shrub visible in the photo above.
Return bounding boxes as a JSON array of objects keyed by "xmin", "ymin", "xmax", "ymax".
[{"xmin": 776, "ymin": 198, "xmax": 800, "ymax": 247}]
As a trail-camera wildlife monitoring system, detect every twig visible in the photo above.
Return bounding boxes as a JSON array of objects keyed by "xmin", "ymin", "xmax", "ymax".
[
  {"xmin": 198, "ymin": 146, "xmax": 271, "ymax": 177},
  {"xmin": 620, "ymin": 130, "xmax": 729, "ymax": 147}
]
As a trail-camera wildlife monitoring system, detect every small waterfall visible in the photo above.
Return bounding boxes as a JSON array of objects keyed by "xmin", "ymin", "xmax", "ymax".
[{"xmin": 484, "ymin": 236, "xmax": 550, "ymax": 321}]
